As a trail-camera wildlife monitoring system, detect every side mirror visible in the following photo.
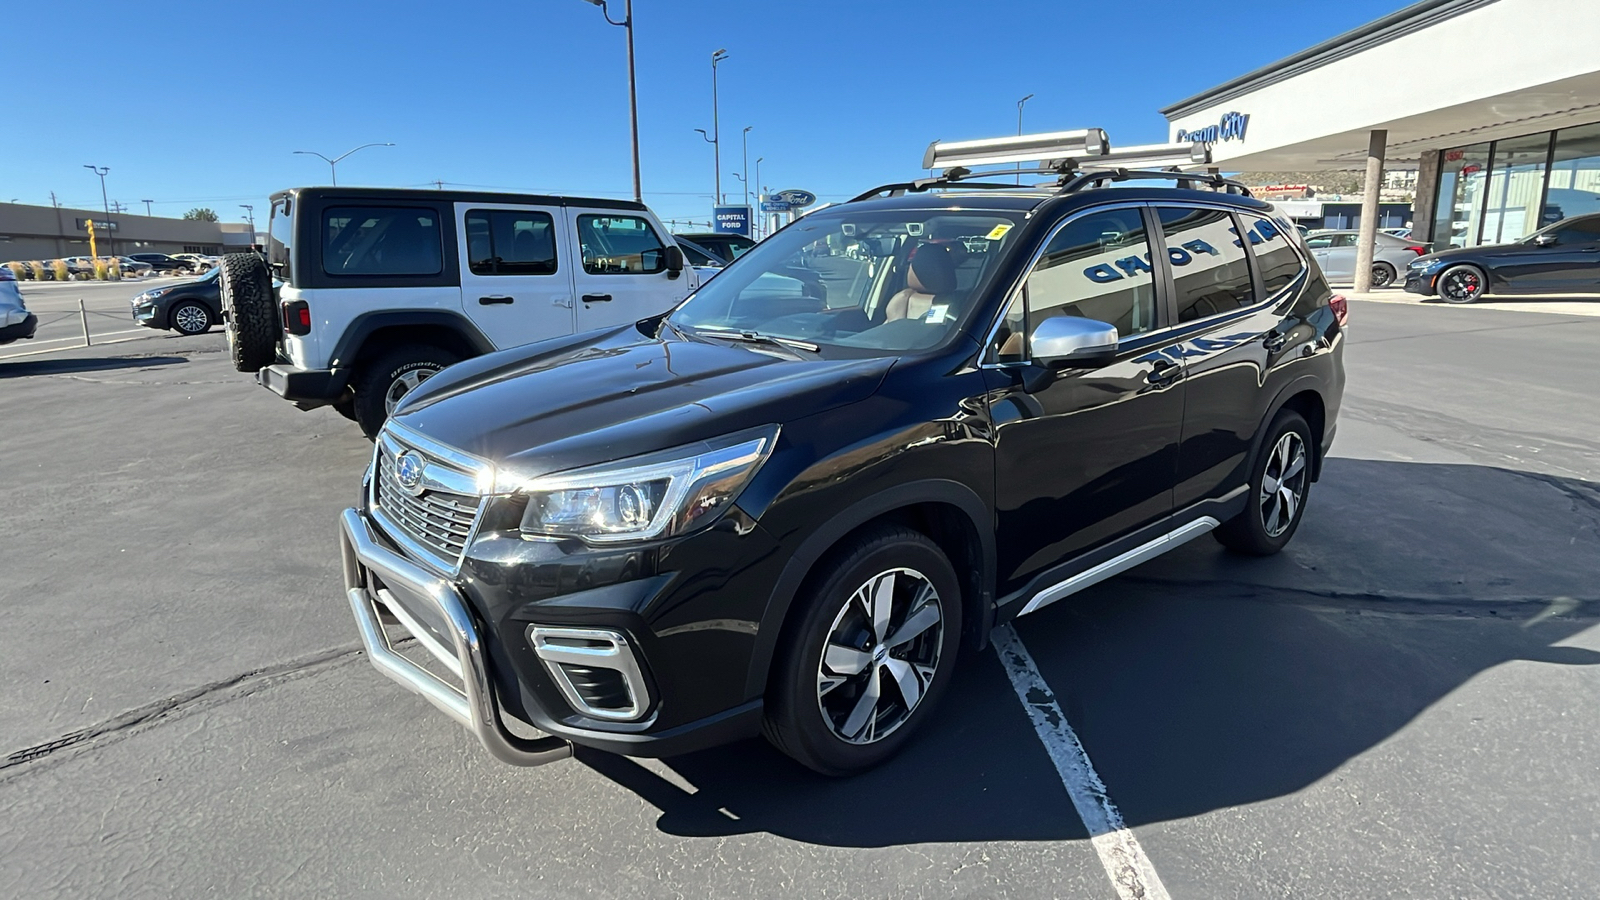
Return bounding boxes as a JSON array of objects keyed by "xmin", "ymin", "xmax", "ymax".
[
  {"xmin": 664, "ymin": 244, "xmax": 685, "ymax": 279},
  {"xmin": 1534, "ymin": 233, "xmax": 1558, "ymax": 247},
  {"xmin": 1029, "ymin": 315, "xmax": 1119, "ymax": 369}
]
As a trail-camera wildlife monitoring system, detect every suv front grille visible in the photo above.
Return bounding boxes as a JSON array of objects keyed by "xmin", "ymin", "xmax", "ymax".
[{"xmin": 370, "ymin": 429, "xmax": 488, "ymax": 573}]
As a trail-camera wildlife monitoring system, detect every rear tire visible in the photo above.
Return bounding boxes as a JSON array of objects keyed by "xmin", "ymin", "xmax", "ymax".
[
  {"xmin": 1438, "ymin": 264, "xmax": 1486, "ymax": 303},
  {"xmin": 352, "ymin": 345, "xmax": 460, "ymax": 439},
  {"xmin": 1370, "ymin": 262, "xmax": 1396, "ymax": 288},
  {"xmin": 763, "ymin": 525, "xmax": 962, "ymax": 776},
  {"xmin": 1214, "ymin": 409, "xmax": 1313, "ymax": 556},
  {"xmin": 218, "ymin": 253, "xmax": 276, "ymax": 371}
]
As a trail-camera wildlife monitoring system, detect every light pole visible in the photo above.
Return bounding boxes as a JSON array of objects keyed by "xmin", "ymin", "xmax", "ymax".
[
  {"xmin": 240, "ymin": 204, "xmax": 255, "ymax": 240},
  {"xmin": 1016, "ymin": 93, "xmax": 1035, "ymax": 184},
  {"xmin": 83, "ymin": 165, "xmax": 111, "ymax": 254},
  {"xmin": 698, "ymin": 48, "xmax": 728, "ymax": 205},
  {"xmin": 754, "ymin": 156, "xmax": 763, "ymax": 238},
  {"xmin": 292, "ymin": 143, "xmax": 394, "ymax": 186},
  {"xmin": 740, "ymin": 125, "xmax": 753, "ymax": 212},
  {"xmin": 141, "ymin": 199, "xmax": 153, "ymax": 216},
  {"xmin": 580, "ymin": 0, "xmax": 642, "ymax": 203}
]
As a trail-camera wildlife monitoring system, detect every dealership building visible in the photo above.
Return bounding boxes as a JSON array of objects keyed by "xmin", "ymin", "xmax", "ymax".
[
  {"xmin": 1163, "ymin": 0, "xmax": 1600, "ymax": 260},
  {"xmin": 0, "ymin": 203, "xmax": 259, "ymax": 262}
]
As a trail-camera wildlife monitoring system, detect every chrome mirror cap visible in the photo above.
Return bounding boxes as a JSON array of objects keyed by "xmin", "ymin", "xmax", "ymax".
[{"xmin": 1029, "ymin": 315, "xmax": 1119, "ymax": 367}]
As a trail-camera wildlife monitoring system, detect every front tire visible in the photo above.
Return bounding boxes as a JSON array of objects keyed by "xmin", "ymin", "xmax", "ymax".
[
  {"xmin": 763, "ymin": 525, "xmax": 962, "ymax": 776},
  {"xmin": 1438, "ymin": 264, "xmax": 1486, "ymax": 303},
  {"xmin": 1214, "ymin": 409, "xmax": 1313, "ymax": 556},
  {"xmin": 352, "ymin": 345, "xmax": 460, "ymax": 439},
  {"xmin": 168, "ymin": 301, "xmax": 212, "ymax": 335}
]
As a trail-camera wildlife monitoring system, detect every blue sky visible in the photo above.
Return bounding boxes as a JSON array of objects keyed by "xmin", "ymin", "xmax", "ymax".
[{"xmin": 4, "ymin": 0, "xmax": 1413, "ymax": 226}]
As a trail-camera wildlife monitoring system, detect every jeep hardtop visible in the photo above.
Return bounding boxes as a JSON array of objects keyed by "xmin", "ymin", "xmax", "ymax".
[{"xmin": 222, "ymin": 186, "xmax": 698, "ymax": 436}]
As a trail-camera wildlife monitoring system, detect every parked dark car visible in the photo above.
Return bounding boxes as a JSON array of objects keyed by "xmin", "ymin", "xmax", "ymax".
[
  {"xmin": 127, "ymin": 252, "xmax": 193, "ymax": 273},
  {"xmin": 116, "ymin": 257, "xmax": 154, "ymax": 276},
  {"xmin": 1405, "ymin": 212, "xmax": 1600, "ymax": 302},
  {"xmin": 130, "ymin": 266, "xmax": 220, "ymax": 335},
  {"xmin": 339, "ymin": 160, "xmax": 1346, "ymax": 776},
  {"xmin": 674, "ymin": 232, "xmax": 755, "ymax": 262},
  {"xmin": 673, "ymin": 235, "xmax": 728, "ymax": 268}
]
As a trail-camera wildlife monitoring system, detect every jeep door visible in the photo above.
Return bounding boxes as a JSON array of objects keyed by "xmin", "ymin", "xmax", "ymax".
[
  {"xmin": 566, "ymin": 208, "xmax": 695, "ymax": 330},
  {"xmin": 987, "ymin": 206, "xmax": 1185, "ymax": 596},
  {"xmin": 1160, "ymin": 207, "xmax": 1318, "ymax": 510},
  {"xmin": 456, "ymin": 204, "xmax": 576, "ymax": 349}
]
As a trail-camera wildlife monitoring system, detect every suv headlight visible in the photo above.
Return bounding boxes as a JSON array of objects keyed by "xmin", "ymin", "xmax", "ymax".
[{"xmin": 511, "ymin": 427, "xmax": 777, "ymax": 543}]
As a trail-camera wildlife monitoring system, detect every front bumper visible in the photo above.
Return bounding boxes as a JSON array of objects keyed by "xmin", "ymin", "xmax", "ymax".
[
  {"xmin": 1403, "ymin": 271, "xmax": 1437, "ymax": 296},
  {"xmin": 257, "ymin": 363, "xmax": 348, "ymax": 406},
  {"xmin": 132, "ymin": 302, "xmax": 161, "ymax": 328},
  {"xmin": 340, "ymin": 508, "xmax": 574, "ymax": 766},
  {"xmin": 0, "ymin": 312, "xmax": 38, "ymax": 343}
]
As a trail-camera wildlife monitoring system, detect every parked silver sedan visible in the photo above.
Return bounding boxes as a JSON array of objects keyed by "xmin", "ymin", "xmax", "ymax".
[{"xmin": 1305, "ymin": 230, "xmax": 1429, "ymax": 287}]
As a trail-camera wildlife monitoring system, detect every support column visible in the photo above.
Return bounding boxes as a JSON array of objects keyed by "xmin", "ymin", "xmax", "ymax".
[
  {"xmin": 1410, "ymin": 149, "xmax": 1441, "ymax": 248},
  {"xmin": 1354, "ymin": 129, "xmax": 1387, "ymax": 292}
]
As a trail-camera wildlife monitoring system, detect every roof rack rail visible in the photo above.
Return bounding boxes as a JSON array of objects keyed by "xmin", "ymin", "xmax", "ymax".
[{"xmin": 1058, "ymin": 169, "xmax": 1253, "ymax": 196}]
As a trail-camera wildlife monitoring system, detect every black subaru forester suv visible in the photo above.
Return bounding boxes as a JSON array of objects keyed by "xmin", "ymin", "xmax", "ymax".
[{"xmin": 338, "ymin": 142, "xmax": 1346, "ymax": 776}]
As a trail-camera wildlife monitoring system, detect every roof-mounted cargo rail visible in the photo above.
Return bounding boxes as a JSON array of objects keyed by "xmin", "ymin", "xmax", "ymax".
[{"xmin": 849, "ymin": 130, "xmax": 1239, "ymax": 204}]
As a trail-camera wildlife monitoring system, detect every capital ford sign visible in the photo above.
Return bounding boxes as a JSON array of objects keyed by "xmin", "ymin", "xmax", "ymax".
[{"xmin": 1175, "ymin": 111, "xmax": 1250, "ymax": 144}]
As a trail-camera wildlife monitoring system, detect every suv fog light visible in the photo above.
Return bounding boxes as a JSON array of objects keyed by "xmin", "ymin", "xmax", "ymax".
[{"xmin": 528, "ymin": 626, "xmax": 649, "ymax": 721}]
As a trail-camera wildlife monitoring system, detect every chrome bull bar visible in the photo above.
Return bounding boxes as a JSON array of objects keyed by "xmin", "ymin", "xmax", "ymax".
[{"xmin": 339, "ymin": 508, "xmax": 572, "ymax": 767}]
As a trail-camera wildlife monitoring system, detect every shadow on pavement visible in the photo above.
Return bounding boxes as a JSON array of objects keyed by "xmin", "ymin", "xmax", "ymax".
[
  {"xmin": 587, "ymin": 460, "xmax": 1600, "ymax": 843},
  {"xmin": 0, "ymin": 355, "xmax": 188, "ymax": 379}
]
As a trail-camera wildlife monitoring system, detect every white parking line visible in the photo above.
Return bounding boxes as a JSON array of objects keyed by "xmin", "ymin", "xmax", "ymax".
[
  {"xmin": 992, "ymin": 624, "xmax": 1171, "ymax": 900},
  {"xmin": 0, "ymin": 332, "xmax": 158, "ymax": 361}
]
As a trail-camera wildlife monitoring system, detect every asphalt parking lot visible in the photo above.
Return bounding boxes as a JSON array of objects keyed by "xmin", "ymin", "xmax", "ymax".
[
  {"xmin": 1, "ymin": 299, "xmax": 1597, "ymax": 899},
  {"xmin": 2, "ymin": 276, "xmax": 200, "ymax": 360}
]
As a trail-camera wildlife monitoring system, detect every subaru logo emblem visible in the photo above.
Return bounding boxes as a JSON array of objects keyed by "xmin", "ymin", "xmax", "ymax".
[{"xmin": 394, "ymin": 450, "xmax": 426, "ymax": 494}]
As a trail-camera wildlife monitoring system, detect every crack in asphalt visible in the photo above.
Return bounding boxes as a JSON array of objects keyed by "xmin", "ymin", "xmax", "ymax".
[{"xmin": 0, "ymin": 644, "xmax": 364, "ymax": 782}]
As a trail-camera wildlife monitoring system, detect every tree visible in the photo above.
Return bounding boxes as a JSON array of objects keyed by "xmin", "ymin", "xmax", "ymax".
[{"xmin": 183, "ymin": 207, "xmax": 220, "ymax": 222}]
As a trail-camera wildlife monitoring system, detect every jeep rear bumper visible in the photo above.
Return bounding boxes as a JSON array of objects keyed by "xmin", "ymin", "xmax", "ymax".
[
  {"xmin": 257, "ymin": 363, "xmax": 348, "ymax": 407},
  {"xmin": 340, "ymin": 508, "xmax": 574, "ymax": 766}
]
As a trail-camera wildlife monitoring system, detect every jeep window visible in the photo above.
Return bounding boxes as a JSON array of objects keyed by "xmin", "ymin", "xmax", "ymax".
[
  {"xmin": 1156, "ymin": 207, "xmax": 1256, "ymax": 322},
  {"xmin": 577, "ymin": 215, "xmax": 666, "ymax": 275},
  {"xmin": 1239, "ymin": 214, "xmax": 1306, "ymax": 295},
  {"xmin": 268, "ymin": 198, "xmax": 292, "ymax": 284},
  {"xmin": 322, "ymin": 206, "xmax": 443, "ymax": 277},
  {"xmin": 465, "ymin": 210, "xmax": 558, "ymax": 276},
  {"xmin": 1024, "ymin": 207, "xmax": 1157, "ymax": 338},
  {"xmin": 669, "ymin": 209, "xmax": 1023, "ymax": 356}
]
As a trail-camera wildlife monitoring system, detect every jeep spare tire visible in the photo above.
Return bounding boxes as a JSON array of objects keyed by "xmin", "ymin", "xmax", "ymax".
[{"xmin": 219, "ymin": 252, "xmax": 277, "ymax": 372}]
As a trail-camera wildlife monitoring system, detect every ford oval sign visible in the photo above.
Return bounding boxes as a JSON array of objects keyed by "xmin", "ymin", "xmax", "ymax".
[{"xmin": 772, "ymin": 189, "xmax": 817, "ymax": 209}]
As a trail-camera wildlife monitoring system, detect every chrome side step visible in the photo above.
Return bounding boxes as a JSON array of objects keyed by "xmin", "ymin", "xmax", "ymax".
[{"xmin": 1017, "ymin": 517, "xmax": 1221, "ymax": 616}]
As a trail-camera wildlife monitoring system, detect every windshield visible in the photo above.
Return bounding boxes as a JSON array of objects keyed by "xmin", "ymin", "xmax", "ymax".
[{"xmin": 668, "ymin": 208, "xmax": 1025, "ymax": 356}]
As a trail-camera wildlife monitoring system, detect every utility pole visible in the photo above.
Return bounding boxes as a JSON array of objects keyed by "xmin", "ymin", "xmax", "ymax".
[
  {"xmin": 110, "ymin": 201, "xmax": 128, "ymax": 214},
  {"xmin": 581, "ymin": 0, "xmax": 642, "ymax": 202},
  {"xmin": 141, "ymin": 199, "xmax": 153, "ymax": 216}
]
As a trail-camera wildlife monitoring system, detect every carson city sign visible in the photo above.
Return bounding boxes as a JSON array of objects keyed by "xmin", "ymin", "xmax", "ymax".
[{"xmin": 1176, "ymin": 111, "xmax": 1250, "ymax": 145}]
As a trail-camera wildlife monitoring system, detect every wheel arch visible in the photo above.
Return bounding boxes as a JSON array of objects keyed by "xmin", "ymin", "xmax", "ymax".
[
  {"xmin": 1261, "ymin": 378, "xmax": 1328, "ymax": 481},
  {"xmin": 331, "ymin": 311, "xmax": 495, "ymax": 375},
  {"xmin": 742, "ymin": 480, "xmax": 995, "ymax": 699}
]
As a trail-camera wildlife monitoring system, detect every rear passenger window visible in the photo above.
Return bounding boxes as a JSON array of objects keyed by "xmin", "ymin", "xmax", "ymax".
[
  {"xmin": 577, "ymin": 215, "xmax": 667, "ymax": 275},
  {"xmin": 1156, "ymin": 207, "xmax": 1255, "ymax": 322},
  {"xmin": 465, "ymin": 210, "xmax": 558, "ymax": 276},
  {"xmin": 322, "ymin": 207, "xmax": 442, "ymax": 277},
  {"xmin": 1024, "ymin": 207, "xmax": 1157, "ymax": 339},
  {"xmin": 1241, "ymin": 214, "xmax": 1306, "ymax": 295}
]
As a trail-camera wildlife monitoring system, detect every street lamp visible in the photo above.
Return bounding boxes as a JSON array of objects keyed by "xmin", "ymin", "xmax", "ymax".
[
  {"xmin": 1016, "ymin": 93, "xmax": 1035, "ymax": 184},
  {"xmin": 292, "ymin": 143, "xmax": 394, "ymax": 186},
  {"xmin": 83, "ymin": 165, "xmax": 111, "ymax": 254},
  {"xmin": 240, "ymin": 204, "xmax": 255, "ymax": 239},
  {"xmin": 754, "ymin": 156, "xmax": 764, "ymax": 238},
  {"xmin": 580, "ymin": 0, "xmax": 642, "ymax": 203},
  {"xmin": 699, "ymin": 48, "xmax": 728, "ymax": 205},
  {"xmin": 740, "ymin": 125, "xmax": 753, "ymax": 212}
]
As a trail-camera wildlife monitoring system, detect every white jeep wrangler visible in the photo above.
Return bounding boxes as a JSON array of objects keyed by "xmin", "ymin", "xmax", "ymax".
[{"xmin": 224, "ymin": 187, "xmax": 699, "ymax": 437}]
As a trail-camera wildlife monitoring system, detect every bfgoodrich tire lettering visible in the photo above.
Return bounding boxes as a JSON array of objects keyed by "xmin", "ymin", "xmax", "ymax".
[
  {"xmin": 1214, "ymin": 408, "xmax": 1313, "ymax": 556},
  {"xmin": 218, "ymin": 253, "xmax": 276, "ymax": 371},
  {"xmin": 763, "ymin": 525, "xmax": 962, "ymax": 776},
  {"xmin": 352, "ymin": 344, "xmax": 460, "ymax": 439}
]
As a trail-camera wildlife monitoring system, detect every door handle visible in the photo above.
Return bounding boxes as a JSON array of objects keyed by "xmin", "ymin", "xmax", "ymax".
[
  {"xmin": 582, "ymin": 293, "xmax": 613, "ymax": 303},
  {"xmin": 553, "ymin": 297, "xmax": 573, "ymax": 308},
  {"xmin": 478, "ymin": 295, "xmax": 515, "ymax": 305},
  {"xmin": 1146, "ymin": 359, "xmax": 1182, "ymax": 385},
  {"xmin": 1263, "ymin": 329, "xmax": 1290, "ymax": 352}
]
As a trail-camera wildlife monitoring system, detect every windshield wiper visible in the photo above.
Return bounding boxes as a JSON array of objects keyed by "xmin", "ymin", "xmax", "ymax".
[{"xmin": 692, "ymin": 327, "xmax": 820, "ymax": 354}]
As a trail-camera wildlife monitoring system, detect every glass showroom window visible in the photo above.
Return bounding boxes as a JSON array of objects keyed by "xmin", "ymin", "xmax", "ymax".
[
  {"xmin": 1546, "ymin": 122, "xmax": 1600, "ymax": 224},
  {"xmin": 1433, "ymin": 143, "xmax": 1491, "ymax": 248},
  {"xmin": 1482, "ymin": 132, "xmax": 1554, "ymax": 244}
]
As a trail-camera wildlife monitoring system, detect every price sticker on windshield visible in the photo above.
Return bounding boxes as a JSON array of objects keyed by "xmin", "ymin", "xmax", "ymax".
[{"xmin": 985, "ymin": 223, "xmax": 1013, "ymax": 241}]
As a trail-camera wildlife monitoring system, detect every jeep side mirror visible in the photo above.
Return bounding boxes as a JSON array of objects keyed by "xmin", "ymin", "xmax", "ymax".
[
  {"xmin": 664, "ymin": 245, "xmax": 685, "ymax": 279},
  {"xmin": 1029, "ymin": 315, "xmax": 1118, "ymax": 369}
]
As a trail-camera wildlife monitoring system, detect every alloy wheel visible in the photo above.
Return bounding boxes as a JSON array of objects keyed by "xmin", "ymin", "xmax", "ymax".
[
  {"xmin": 816, "ymin": 567, "xmax": 945, "ymax": 745},
  {"xmin": 1371, "ymin": 264, "xmax": 1395, "ymax": 288},
  {"xmin": 1440, "ymin": 268, "xmax": 1482, "ymax": 302},
  {"xmin": 1260, "ymin": 431, "xmax": 1309, "ymax": 538},
  {"xmin": 173, "ymin": 304, "xmax": 209, "ymax": 335},
  {"xmin": 384, "ymin": 368, "xmax": 436, "ymax": 415}
]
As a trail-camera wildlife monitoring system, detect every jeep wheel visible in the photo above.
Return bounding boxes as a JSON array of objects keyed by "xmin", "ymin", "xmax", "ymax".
[
  {"xmin": 169, "ymin": 301, "xmax": 212, "ymax": 336},
  {"xmin": 218, "ymin": 253, "xmax": 276, "ymax": 372},
  {"xmin": 763, "ymin": 525, "xmax": 962, "ymax": 776},
  {"xmin": 352, "ymin": 345, "xmax": 460, "ymax": 439},
  {"xmin": 1214, "ymin": 408, "xmax": 1313, "ymax": 556}
]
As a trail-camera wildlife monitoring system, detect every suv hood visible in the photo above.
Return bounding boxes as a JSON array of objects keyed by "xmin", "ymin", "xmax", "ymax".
[{"xmin": 392, "ymin": 324, "xmax": 894, "ymax": 479}]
